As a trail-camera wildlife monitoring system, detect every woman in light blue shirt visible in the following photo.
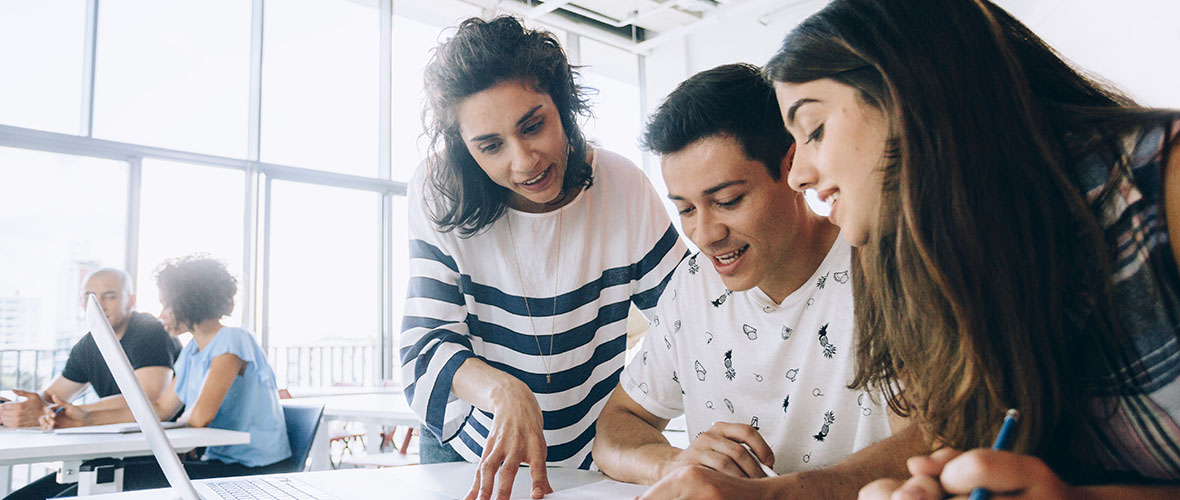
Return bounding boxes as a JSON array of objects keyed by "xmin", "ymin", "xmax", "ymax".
[
  {"xmin": 43, "ymin": 255, "xmax": 291, "ymax": 490},
  {"xmin": 156, "ymin": 255, "xmax": 291, "ymax": 471}
]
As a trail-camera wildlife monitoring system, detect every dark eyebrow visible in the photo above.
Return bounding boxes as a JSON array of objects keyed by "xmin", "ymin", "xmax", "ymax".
[
  {"xmin": 786, "ymin": 98, "xmax": 820, "ymax": 126},
  {"xmin": 667, "ymin": 180, "xmax": 747, "ymax": 201},
  {"xmin": 515, "ymin": 105, "xmax": 543, "ymax": 127},
  {"xmin": 704, "ymin": 180, "xmax": 746, "ymax": 195},
  {"xmin": 468, "ymin": 104, "xmax": 545, "ymax": 143}
]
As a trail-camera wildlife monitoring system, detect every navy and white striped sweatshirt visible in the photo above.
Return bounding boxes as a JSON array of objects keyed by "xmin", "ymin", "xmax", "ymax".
[{"xmin": 400, "ymin": 148, "xmax": 688, "ymax": 468}]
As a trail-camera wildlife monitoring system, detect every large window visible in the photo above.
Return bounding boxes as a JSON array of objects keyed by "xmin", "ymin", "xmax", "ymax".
[
  {"xmin": 267, "ymin": 181, "xmax": 380, "ymax": 346},
  {"xmin": 0, "ymin": 148, "xmax": 127, "ymax": 350},
  {"xmin": 93, "ymin": 0, "xmax": 252, "ymax": 158},
  {"xmin": 0, "ymin": 1, "xmax": 651, "ymax": 492},
  {"xmin": 136, "ymin": 160, "xmax": 246, "ymax": 325},
  {"xmin": 388, "ymin": 0, "xmax": 486, "ymax": 181},
  {"xmin": 0, "ymin": 0, "xmax": 87, "ymax": 135},
  {"xmin": 267, "ymin": 181, "xmax": 382, "ymax": 386},
  {"xmin": 580, "ymin": 37, "xmax": 643, "ymax": 167},
  {"xmin": 390, "ymin": 15, "xmax": 441, "ymax": 182},
  {"xmin": 0, "ymin": 0, "xmax": 648, "ymax": 390},
  {"xmin": 262, "ymin": 0, "xmax": 380, "ymax": 176},
  {"xmin": 388, "ymin": 194, "xmax": 409, "ymax": 384}
]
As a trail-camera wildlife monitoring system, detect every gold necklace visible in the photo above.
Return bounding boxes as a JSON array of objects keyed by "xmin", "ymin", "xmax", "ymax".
[{"xmin": 506, "ymin": 205, "xmax": 562, "ymax": 384}]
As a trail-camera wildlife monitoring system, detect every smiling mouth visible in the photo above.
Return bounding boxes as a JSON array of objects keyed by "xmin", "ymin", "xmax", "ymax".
[
  {"xmin": 715, "ymin": 245, "xmax": 749, "ymax": 265},
  {"xmin": 521, "ymin": 165, "xmax": 551, "ymax": 186},
  {"xmin": 820, "ymin": 190, "xmax": 840, "ymax": 211}
]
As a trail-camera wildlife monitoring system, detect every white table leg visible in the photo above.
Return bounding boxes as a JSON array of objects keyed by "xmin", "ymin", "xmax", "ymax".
[
  {"xmin": 76, "ymin": 459, "xmax": 123, "ymax": 496},
  {"xmin": 309, "ymin": 419, "xmax": 330, "ymax": 471},
  {"xmin": 0, "ymin": 464, "xmax": 11, "ymax": 496},
  {"xmin": 365, "ymin": 420, "xmax": 382, "ymax": 455},
  {"xmin": 58, "ymin": 460, "xmax": 81, "ymax": 484}
]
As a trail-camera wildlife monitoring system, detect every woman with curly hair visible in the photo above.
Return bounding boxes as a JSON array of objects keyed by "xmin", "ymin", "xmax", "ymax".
[
  {"xmin": 45, "ymin": 255, "xmax": 291, "ymax": 488},
  {"xmin": 400, "ymin": 15, "xmax": 686, "ymax": 500},
  {"xmin": 766, "ymin": 0, "xmax": 1180, "ymax": 498}
]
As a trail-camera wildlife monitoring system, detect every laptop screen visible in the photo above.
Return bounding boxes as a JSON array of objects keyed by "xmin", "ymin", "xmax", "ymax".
[{"xmin": 86, "ymin": 293, "xmax": 201, "ymax": 500}]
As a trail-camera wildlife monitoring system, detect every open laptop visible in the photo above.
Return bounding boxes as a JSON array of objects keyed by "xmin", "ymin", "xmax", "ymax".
[{"xmin": 85, "ymin": 293, "xmax": 340, "ymax": 500}]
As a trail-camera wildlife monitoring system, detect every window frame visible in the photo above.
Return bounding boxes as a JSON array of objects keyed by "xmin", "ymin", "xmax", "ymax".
[{"xmin": 0, "ymin": 0, "xmax": 652, "ymax": 384}]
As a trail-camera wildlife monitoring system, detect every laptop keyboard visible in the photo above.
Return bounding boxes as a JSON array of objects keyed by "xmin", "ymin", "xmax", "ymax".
[{"xmin": 203, "ymin": 476, "xmax": 339, "ymax": 500}]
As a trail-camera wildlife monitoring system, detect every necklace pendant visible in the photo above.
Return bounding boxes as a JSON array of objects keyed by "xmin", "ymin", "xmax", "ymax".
[{"xmin": 546, "ymin": 374, "xmax": 551, "ymax": 384}]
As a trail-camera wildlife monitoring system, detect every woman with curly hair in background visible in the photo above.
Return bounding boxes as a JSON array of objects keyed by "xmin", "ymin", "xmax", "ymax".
[{"xmin": 45, "ymin": 255, "xmax": 291, "ymax": 490}]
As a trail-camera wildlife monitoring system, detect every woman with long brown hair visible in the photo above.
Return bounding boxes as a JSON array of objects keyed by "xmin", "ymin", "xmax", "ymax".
[{"xmin": 766, "ymin": 0, "xmax": 1180, "ymax": 498}]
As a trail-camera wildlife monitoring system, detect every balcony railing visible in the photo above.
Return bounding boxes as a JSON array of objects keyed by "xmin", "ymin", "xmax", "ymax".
[
  {"xmin": 267, "ymin": 343, "xmax": 383, "ymax": 389},
  {"xmin": 0, "ymin": 348, "xmax": 71, "ymax": 391},
  {"xmin": 0, "ymin": 343, "xmax": 384, "ymax": 393}
]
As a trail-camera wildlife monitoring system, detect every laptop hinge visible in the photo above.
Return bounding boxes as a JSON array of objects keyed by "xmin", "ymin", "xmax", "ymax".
[{"xmin": 77, "ymin": 457, "xmax": 124, "ymax": 495}]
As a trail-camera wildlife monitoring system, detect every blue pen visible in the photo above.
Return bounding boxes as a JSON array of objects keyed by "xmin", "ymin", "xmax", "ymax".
[{"xmin": 968, "ymin": 409, "xmax": 1021, "ymax": 500}]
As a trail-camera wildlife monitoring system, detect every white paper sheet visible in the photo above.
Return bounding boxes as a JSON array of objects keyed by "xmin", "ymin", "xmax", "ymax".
[
  {"xmin": 513, "ymin": 479, "xmax": 649, "ymax": 500},
  {"xmin": 53, "ymin": 421, "xmax": 185, "ymax": 434}
]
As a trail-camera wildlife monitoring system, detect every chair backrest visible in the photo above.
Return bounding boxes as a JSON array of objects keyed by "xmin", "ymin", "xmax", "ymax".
[{"xmin": 273, "ymin": 404, "xmax": 324, "ymax": 473}]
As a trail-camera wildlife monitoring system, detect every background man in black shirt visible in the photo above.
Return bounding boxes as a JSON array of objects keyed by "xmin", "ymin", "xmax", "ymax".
[{"xmin": 0, "ymin": 268, "xmax": 180, "ymax": 428}]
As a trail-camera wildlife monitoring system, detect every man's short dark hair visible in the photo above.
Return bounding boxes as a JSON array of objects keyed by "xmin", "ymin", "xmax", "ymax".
[{"xmin": 642, "ymin": 63, "xmax": 792, "ymax": 179}]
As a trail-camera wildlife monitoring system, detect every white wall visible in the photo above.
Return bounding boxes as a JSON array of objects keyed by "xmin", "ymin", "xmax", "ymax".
[
  {"xmin": 994, "ymin": 0, "xmax": 1180, "ymax": 109},
  {"xmin": 643, "ymin": 0, "xmax": 1180, "ymax": 109},
  {"xmin": 642, "ymin": 0, "xmax": 826, "ymax": 108}
]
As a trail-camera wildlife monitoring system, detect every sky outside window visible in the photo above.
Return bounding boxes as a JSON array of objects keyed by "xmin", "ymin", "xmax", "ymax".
[
  {"xmin": 136, "ymin": 159, "xmax": 246, "ymax": 329},
  {"xmin": 92, "ymin": 0, "xmax": 251, "ymax": 158},
  {"xmin": 0, "ymin": 147, "xmax": 126, "ymax": 349},
  {"xmin": 0, "ymin": 0, "xmax": 86, "ymax": 135}
]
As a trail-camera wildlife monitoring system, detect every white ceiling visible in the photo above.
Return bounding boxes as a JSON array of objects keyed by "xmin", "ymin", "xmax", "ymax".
[
  {"xmin": 541, "ymin": 0, "xmax": 720, "ymax": 33},
  {"xmin": 514, "ymin": 0, "xmax": 736, "ymax": 35},
  {"xmin": 481, "ymin": 0, "xmax": 797, "ymax": 52}
]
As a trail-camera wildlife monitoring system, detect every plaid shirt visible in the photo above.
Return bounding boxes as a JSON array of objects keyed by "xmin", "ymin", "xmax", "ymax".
[{"xmin": 1074, "ymin": 118, "xmax": 1180, "ymax": 482}]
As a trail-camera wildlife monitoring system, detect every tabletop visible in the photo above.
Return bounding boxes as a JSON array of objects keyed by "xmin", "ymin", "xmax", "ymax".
[
  {"xmin": 82, "ymin": 462, "xmax": 647, "ymax": 499},
  {"xmin": 282, "ymin": 392, "xmax": 417, "ymax": 424},
  {"xmin": 0, "ymin": 427, "xmax": 251, "ymax": 465}
]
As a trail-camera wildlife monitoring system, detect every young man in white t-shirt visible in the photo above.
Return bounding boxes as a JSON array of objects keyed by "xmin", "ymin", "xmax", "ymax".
[{"xmin": 593, "ymin": 64, "xmax": 924, "ymax": 499}]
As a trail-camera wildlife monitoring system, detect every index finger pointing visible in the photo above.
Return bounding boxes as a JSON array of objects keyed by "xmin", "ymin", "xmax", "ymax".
[{"xmin": 527, "ymin": 446, "xmax": 552, "ymax": 497}]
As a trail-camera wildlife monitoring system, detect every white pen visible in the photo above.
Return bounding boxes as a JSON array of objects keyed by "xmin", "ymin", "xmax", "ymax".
[{"xmin": 742, "ymin": 443, "xmax": 778, "ymax": 477}]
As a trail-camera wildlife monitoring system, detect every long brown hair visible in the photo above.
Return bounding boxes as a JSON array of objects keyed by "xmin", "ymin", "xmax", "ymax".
[{"xmin": 766, "ymin": 0, "xmax": 1178, "ymax": 475}]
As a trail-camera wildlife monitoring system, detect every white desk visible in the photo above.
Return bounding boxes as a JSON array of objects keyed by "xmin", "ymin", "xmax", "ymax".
[
  {"xmin": 283, "ymin": 393, "xmax": 419, "ymax": 470},
  {"xmin": 83, "ymin": 462, "xmax": 647, "ymax": 499},
  {"xmin": 281, "ymin": 386, "xmax": 401, "ymax": 398},
  {"xmin": 0, "ymin": 427, "xmax": 250, "ymax": 496}
]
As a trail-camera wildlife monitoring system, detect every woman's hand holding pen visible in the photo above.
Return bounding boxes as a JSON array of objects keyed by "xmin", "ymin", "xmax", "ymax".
[
  {"xmin": 858, "ymin": 448, "xmax": 1075, "ymax": 500},
  {"xmin": 39, "ymin": 394, "xmax": 90, "ymax": 430}
]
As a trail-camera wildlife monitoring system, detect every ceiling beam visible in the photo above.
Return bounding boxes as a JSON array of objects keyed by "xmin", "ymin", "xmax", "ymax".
[
  {"xmin": 631, "ymin": 0, "xmax": 812, "ymax": 53},
  {"xmin": 471, "ymin": 0, "xmax": 640, "ymax": 52},
  {"xmin": 525, "ymin": 0, "xmax": 575, "ymax": 19},
  {"xmin": 563, "ymin": 0, "xmax": 697, "ymax": 29}
]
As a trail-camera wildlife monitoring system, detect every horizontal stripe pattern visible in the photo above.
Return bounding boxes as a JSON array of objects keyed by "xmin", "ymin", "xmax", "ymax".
[{"xmin": 399, "ymin": 150, "xmax": 689, "ymax": 468}]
